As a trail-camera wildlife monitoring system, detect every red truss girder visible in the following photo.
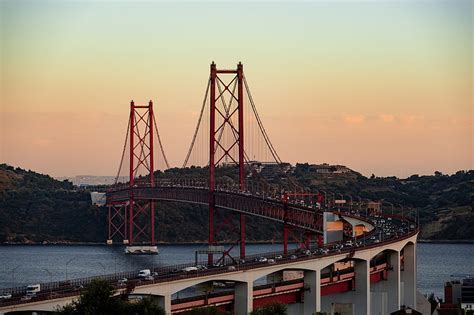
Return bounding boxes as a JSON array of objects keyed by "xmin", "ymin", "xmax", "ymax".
[{"xmin": 107, "ymin": 187, "xmax": 325, "ymax": 233}]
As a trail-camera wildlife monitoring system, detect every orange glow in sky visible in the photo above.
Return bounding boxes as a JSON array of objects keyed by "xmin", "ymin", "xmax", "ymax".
[{"xmin": 0, "ymin": 1, "xmax": 472, "ymax": 177}]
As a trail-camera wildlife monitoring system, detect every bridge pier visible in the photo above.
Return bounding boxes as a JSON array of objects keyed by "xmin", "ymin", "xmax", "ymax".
[
  {"xmin": 354, "ymin": 259, "xmax": 370, "ymax": 315},
  {"xmin": 401, "ymin": 242, "xmax": 416, "ymax": 309},
  {"xmin": 235, "ymin": 280, "xmax": 253, "ymax": 315},
  {"xmin": 303, "ymin": 269, "xmax": 321, "ymax": 315},
  {"xmin": 157, "ymin": 295, "xmax": 171, "ymax": 314},
  {"xmin": 370, "ymin": 250, "xmax": 400, "ymax": 314},
  {"xmin": 387, "ymin": 251, "xmax": 401, "ymax": 312},
  {"xmin": 323, "ymin": 212, "xmax": 344, "ymax": 244}
]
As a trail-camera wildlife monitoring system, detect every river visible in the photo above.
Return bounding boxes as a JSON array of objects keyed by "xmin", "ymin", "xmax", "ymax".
[{"xmin": 0, "ymin": 243, "xmax": 472, "ymax": 298}]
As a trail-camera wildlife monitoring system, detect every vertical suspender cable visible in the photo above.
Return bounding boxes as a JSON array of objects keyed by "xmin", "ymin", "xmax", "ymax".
[
  {"xmin": 114, "ymin": 116, "xmax": 131, "ymax": 185},
  {"xmin": 183, "ymin": 78, "xmax": 211, "ymax": 168}
]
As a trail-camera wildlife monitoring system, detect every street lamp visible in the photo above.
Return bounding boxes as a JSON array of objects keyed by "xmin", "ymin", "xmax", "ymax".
[
  {"xmin": 337, "ymin": 193, "xmax": 344, "ymax": 211},
  {"xmin": 98, "ymin": 262, "xmax": 106, "ymax": 276},
  {"xmin": 43, "ymin": 269, "xmax": 53, "ymax": 297},
  {"xmin": 11, "ymin": 266, "xmax": 21, "ymax": 289},
  {"xmin": 346, "ymin": 194, "xmax": 353, "ymax": 211},
  {"xmin": 65, "ymin": 257, "xmax": 76, "ymax": 281},
  {"xmin": 397, "ymin": 204, "xmax": 404, "ymax": 218},
  {"xmin": 383, "ymin": 201, "xmax": 394, "ymax": 215},
  {"xmin": 319, "ymin": 190, "xmax": 327, "ymax": 208}
]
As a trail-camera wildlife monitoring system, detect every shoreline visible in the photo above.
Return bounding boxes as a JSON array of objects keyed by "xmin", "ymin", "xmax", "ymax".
[
  {"xmin": 417, "ymin": 239, "xmax": 474, "ymax": 244},
  {"xmin": 2, "ymin": 239, "xmax": 474, "ymax": 246}
]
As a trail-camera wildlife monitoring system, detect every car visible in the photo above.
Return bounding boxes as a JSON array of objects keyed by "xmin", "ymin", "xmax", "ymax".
[
  {"xmin": 257, "ymin": 257, "xmax": 268, "ymax": 263},
  {"xmin": 117, "ymin": 278, "xmax": 128, "ymax": 286},
  {"xmin": 196, "ymin": 265, "xmax": 208, "ymax": 270},
  {"xmin": 374, "ymin": 239, "xmax": 380, "ymax": 243},
  {"xmin": 303, "ymin": 250, "xmax": 311, "ymax": 256},
  {"xmin": 138, "ymin": 269, "xmax": 151, "ymax": 278},
  {"xmin": 238, "ymin": 259, "xmax": 246, "ymax": 264},
  {"xmin": 274, "ymin": 255, "xmax": 283, "ymax": 260},
  {"xmin": 182, "ymin": 266, "xmax": 198, "ymax": 272},
  {"xmin": 228, "ymin": 266, "xmax": 236, "ymax": 271},
  {"xmin": 144, "ymin": 275, "xmax": 154, "ymax": 281},
  {"xmin": 0, "ymin": 293, "xmax": 12, "ymax": 300},
  {"xmin": 267, "ymin": 259, "xmax": 276, "ymax": 264},
  {"xmin": 21, "ymin": 293, "xmax": 35, "ymax": 301},
  {"xmin": 213, "ymin": 281, "xmax": 225, "ymax": 287},
  {"xmin": 290, "ymin": 254, "xmax": 297, "ymax": 260}
]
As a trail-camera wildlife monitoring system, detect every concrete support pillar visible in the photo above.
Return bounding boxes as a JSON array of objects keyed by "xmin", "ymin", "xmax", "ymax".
[
  {"xmin": 387, "ymin": 251, "xmax": 401, "ymax": 312},
  {"xmin": 157, "ymin": 295, "xmax": 171, "ymax": 314},
  {"xmin": 354, "ymin": 260, "xmax": 370, "ymax": 315},
  {"xmin": 303, "ymin": 269, "xmax": 321, "ymax": 315},
  {"xmin": 402, "ymin": 243, "xmax": 416, "ymax": 309},
  {"xmin": 324, "ymin": 212, "xmax": 343, "ymax": 244},
  {"xmin": 235, "ymin": 282, "xmax": 253, "ymax": 315}
]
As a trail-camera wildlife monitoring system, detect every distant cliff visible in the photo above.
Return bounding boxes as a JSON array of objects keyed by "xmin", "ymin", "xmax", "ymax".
[{"xmin": 0, "ymin": 163, "xmax": 472, "ymax": 243}]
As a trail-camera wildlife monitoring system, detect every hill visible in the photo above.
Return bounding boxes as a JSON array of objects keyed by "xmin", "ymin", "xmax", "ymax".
[{"xmin": 0, "ymin": 163, "xmax": 472, "ymax": 243}]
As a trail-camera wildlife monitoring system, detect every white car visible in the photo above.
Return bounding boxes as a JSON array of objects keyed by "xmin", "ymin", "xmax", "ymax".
[
  {"xmin": 257, "ymin": 257, "xmax": 268, "ymax": 263},
  {"xmin": 182, "ymin": 266, "xmax": 198, "ymax": 272},
  {"xmin": 0, "ymin": 293, "xmax": 12, "ymax": 300},
  {"xmin": 137, "ymin": 269, "xmax": 151, "ymax": 278},
  {"xmin": 117, "ymin": 278, "xmax": 128, "ymax": 286}
]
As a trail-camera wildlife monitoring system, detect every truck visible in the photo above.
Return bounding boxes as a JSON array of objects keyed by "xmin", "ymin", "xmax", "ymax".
[
  {"xmin": 137, "ymin": 269, "xmax": 151, "ymax": 278},
  {"xmin": 25, "ymin": 284, "xmax": 41, "ymax": 296}
]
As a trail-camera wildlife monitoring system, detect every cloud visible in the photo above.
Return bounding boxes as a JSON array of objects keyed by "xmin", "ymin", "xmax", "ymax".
[
  {"xmin": 400, "ymin": 114, "xmax": 423, "ymax": 125},
  {"xmin": 379, "ymin": 114, "xmax": 395, "ymax": 123},
  {"xmin": 33, "ymin": 138, "xmax": 52, "ymax": 148},
  {"xmin": 343, "ymin": 114, "xmax": 366, "ymax": 124}
]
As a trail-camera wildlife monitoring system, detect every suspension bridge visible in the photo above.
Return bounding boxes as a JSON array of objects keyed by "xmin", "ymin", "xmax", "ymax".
[{"xmin": 0, "ymin": 63, "xmax": 420, "ymax": 315}]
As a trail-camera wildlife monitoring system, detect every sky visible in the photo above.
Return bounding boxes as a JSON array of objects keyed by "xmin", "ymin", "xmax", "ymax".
[{"xmin": 0, "ymin": 0, "xmax": 472, "ymax": 178}]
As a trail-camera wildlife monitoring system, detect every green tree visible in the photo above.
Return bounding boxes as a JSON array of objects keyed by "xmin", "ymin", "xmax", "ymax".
[
  {"xmin": 250, "ymin": 303, "xmax": 287, "ymax": 315},
  {"xmin": 180, "ymin": 306, "xmax": 225, "ymax": 314},
  {"xmin": 56, "ymin": 279, "xmax": 165, "ymax": 315},
  {"xmin": 426, "ymin": 292, "xmax": 439, "ymax": 314}
]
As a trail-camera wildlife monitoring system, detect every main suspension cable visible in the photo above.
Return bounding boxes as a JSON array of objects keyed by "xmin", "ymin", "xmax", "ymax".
[
  {"xmin": 244, "ymin": 76, "xmax": 282, "ymax": 164},
  {"xmin": 182, "ymin": 78, "xmax": 211, "ymax": 167},
  {"xmin": 114, "ymin": 115, "xmax": 131, "ymax": 185},
  {"xmin": 153, "ymin": 112, "xmax": 170, "ymax": 169}
]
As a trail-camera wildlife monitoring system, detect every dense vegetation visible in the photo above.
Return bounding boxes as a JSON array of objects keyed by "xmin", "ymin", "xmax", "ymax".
[
  {"xmin": 56, "ymin": 279, "xmax": 165, "ymax": 315},
  {"xmin": 0, "ymin": 163, "xmax": 472, "ymax": 243},
  {"xmin": 0, "ymin": 164, "xmax": 105, "ymax": 243}
]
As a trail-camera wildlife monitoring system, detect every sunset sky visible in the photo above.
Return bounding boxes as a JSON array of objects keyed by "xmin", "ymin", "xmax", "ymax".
[{"xmin": 1, "ymin": 0, "xmax": 472, "ymax": 178}]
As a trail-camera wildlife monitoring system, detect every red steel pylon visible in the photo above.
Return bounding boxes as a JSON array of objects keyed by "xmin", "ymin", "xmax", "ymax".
[
  {"xmin": 209, "ymin": 62, "xmax": 246, "ymax": 264},
  {"xmin": 128, "ymin": 100, "xmax": 156, "ymax": 245}
]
